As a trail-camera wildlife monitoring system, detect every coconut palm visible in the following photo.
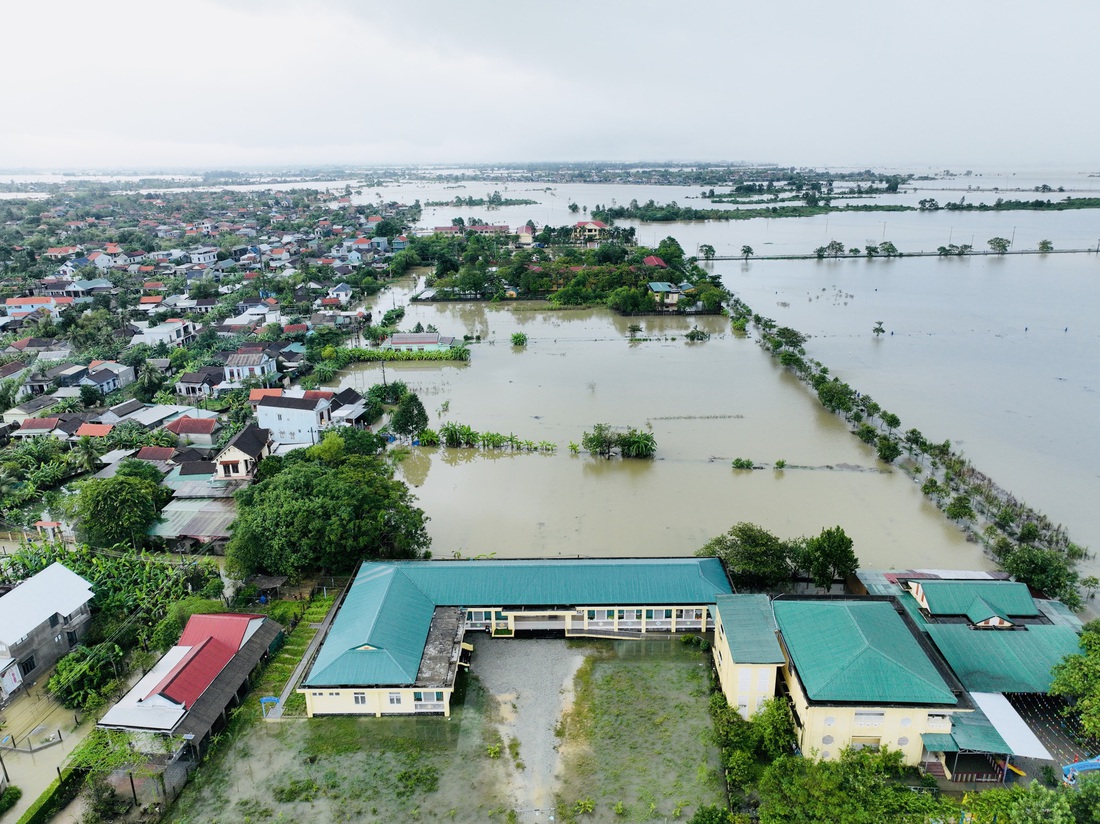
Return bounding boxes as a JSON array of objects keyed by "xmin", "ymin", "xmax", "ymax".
[
  {"xmin": 53, "ymin": 396, "xmax": 83, "ymax": 413},
  {"xmin": 71, "ymin": 435, "xmax": 104, "ymax": 475}
]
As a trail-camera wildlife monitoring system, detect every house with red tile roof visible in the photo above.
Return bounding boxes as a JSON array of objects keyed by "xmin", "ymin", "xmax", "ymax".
[
  {"xmin": 75, "ymin": 422, "xmax": 114, "ymax": 438},
  {"xmin": 165, "ymin": 415, "xmax": 221, "ymax": 446}
]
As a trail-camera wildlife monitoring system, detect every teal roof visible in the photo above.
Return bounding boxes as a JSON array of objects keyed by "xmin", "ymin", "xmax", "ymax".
[
  {"xmin": 715, "ymin": 594, "xmax": 784, "ymax": 664},
  {"xmin": 951, "ymin": 707, "xmax": 1011, "ymax": 754},
  {"xmin": 773, "ymin": 600, "xmax": 957, "ymax": 706},
  {"xmin": 965, "ymin": 596, "xmax": 1008, "ymax": 625},
  {"xmin": 308, "ymin": 564, "xmax": 437, "ymax": 686},
  {"xmin": 305, "ymin": 558, "xmax": 732, "ymax": 688},
  {"xmin": 920, "ymin": 732, "xmax": 958, "ymax": 753},
  {"xmin": 925, "ymin": 624, "xmax": 1081, "ymax": 693},
  {"xmin": 918, "ymin": 580, "xmax": 1039, "ymax": 618}
]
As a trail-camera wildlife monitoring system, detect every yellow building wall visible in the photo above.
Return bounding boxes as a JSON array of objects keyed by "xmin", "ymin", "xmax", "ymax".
[
  {"xmin": 301, "ymin": 687, "xmax": 453, "ymax": 718},
  {"xmin": 781, "ymin": 664, "xmax": 956, "ymax": 765},
  {"xmin": 711, "ymin": 608, "xmax": 779, "ymax": 718}
]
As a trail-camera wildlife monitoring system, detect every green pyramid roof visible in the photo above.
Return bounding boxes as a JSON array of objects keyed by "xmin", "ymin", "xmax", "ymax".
[{"xmin": 773, "ymin": 600, "xmax": 957, "ymax": 706}]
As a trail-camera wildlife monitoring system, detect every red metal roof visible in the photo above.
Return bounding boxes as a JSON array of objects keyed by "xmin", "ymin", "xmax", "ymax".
[
  {"xmin": 145, "ymin": 613, "xmax": 264, "ymax": 708},
  {"xmin": 179, "ymin": 613, "xmax": 262, "ymax": 649},
  {"xmin": 643, "ymin": 255, "xmax": 668, "ymax": 268},
  {"xmin": 135, "ymin": 446, "xmax": 175, "ymax": 461},
  {"xmin": 20, "ymin": 417, "xmax": 59, "ymax": 430}
]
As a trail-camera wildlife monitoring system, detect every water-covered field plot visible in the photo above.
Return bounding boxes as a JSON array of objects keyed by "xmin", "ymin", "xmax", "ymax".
[
  {"xmin": 167, "ymin": 674, "xmax": 513, "ymax": 824},
  {"xmin": 553, "ymin": 639, "xmax": 726, "ymax": 824}
]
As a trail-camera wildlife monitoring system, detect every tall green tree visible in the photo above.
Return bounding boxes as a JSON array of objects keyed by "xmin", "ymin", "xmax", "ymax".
[
  {"xmin": 391, "ymin": 392, "xmax": 429, "ymax": 438},
  {"xmin": 1050, "ymin": 620, "xmax": 1100, "ymax": 738},
  {"xmin": 72, "ymin": 475, "xmax": 161, "ymax": 547},
  {"xmin": 697, "ymin": 522, "xmax": 792, "ymax": 591},
  {"xmin": 226, "ymin": 454, "xmax": 430, "ymax": 578},
  {"xmin": 801, "ymin": 525, "xmax": 858, "ymax": 592}
]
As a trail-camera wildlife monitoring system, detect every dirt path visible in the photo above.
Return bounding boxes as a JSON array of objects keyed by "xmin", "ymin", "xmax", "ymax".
[{"xmin": 471, "ymin": 637, "xmax": 587, "ymax": 820}]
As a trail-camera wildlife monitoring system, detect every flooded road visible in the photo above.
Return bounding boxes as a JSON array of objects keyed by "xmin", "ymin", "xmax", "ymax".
[{"xmin": 343, "ymin": 278, "xmax": 990, "ymax": 571}]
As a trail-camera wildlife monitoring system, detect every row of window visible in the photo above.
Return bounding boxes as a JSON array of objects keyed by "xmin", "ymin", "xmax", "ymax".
[
  {"xmin": 466, "ymin": 608, "xmax": 706, "ymax": 623},
  {"xmin": 310, "ymin": 691, "xmax": 445, "ymax": 706}
]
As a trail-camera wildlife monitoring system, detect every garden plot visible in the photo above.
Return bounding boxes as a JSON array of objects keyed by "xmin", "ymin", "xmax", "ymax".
[
  {"xmin": 554, "ymin": 638, "xmax": 726, "ymax": 823},
  {"xmin": 168, "ymin": 675, "xmax": 513, "ymax": 824}
]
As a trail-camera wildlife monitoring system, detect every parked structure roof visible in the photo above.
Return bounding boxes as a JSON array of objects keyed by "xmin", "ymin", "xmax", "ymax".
[
  {"xmin": 773, "ymin": 599, "xmax": 958, "ymax": 705},
  {"xmin": 714, "ymin": 594, "xmax": 784, "ymax": 663},
  {"xmin": 924, "ymin": 624, "xmax": 1081, "ymax": 693},
  {"xmin": 305, "ymin": 558, "xmax": 732, "ymax": 689}
]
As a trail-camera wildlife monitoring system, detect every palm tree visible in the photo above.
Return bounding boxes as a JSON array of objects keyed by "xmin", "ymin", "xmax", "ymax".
[
  {"xmin": 135, "ymin": 362, "xmax": 163, "ymax": 400},
  {"xmin": 71, "ymin": 435, "xmax": 104, "ymax": 475},
  {"xmin": 53, "ymin": 396, "xmax": 82, "ymax": 413}
]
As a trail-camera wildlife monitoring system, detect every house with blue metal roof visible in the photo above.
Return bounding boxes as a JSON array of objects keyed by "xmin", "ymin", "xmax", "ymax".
[{"xmin": 299, "ymin": 557, "xmax": 733, "ymax": 718}]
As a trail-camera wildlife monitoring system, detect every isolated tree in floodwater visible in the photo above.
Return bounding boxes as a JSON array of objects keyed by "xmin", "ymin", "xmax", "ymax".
[
  {"xmin": 699, "ymin": 244, "xmax": 716, "ymax": 260},
  {"xmin": 741, "ymin": 245, "xmax": 754, "ymax": 260},
  {"xmin": 872, "ymin": 321, "xmax": 885, "ymax": 336},
  {"xmin": 988, "ymin": 237, "xmax": 1011, "ymax": 254}
]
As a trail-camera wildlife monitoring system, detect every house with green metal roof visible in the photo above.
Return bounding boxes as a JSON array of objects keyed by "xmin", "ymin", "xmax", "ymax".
[
  {"xmin": 924, "ymin": 623, "xmax": 1081, "ymax": 694},
  {"xmin": 771, "ymin": 597, "xmax": 968, "ymax": 767},
  {"xmin": 711, "ymin": 594, "xmax": 785, "ymax": 718},
  {"xmin": 300, "ymin": 557, "xmax": 733, "ymax": 718},
  {"xmin": 908, "ymin": 579, "xmax": 1040, "ymax": 627}
]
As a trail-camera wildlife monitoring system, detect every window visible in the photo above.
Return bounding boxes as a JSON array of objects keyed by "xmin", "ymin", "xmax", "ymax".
[
  {"xmin": 435, "ymin": 692, "xmax": 444, "ymax": 702},
  {"xmin": 854, "ymin": 712, "xmax": 884, "ymax": 726},
  {"xmin": 66, "ymin": 631, "xmax": 77, "ymax": 648},
  {"xmin": 328, "ymin": 692, "xmax": 339, "ymax": 697},
  {"xmin": 413, "ymin": 692, "xmax": 423, "ymax": 702},
  {"xmin": 388, "ymin": 693, "xmax": 401, "ymax": 706},
  {"xmin": 19, "ymin": 656, "xmax": 37, "ymax": 678},
  {"xmin": 49, "ymin": 613, "xmax": 60, "ymax": 628},
  {"xmin": 353, "ymin": 693, "xmax": 366, "ymax": 705}
]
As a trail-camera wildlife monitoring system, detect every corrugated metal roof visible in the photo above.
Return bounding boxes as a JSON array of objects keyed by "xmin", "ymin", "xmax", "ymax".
[
  {"xmin": 920, "ymin": 732, "xmax": 958, "ymax": 753},
  {"xmin": 0, "ymin": 563, "xmax": 94, "ymax": 644},
  {"xmin": 149, "ymin": 497, "xmax": 237, "ymax": 540},
  {"xmin": 307, "ymin": 564, "xmax": 437, "ymax": 687},
  {"xmin": 305, "ymin": 558, "xmax": 733, "ymax": 688},
  {"xmin": 773, "ymin": 600, "xmax": 957, "ymax": 706},
  {"xmin": 951, "ymin": 705, "xmax": 1011, "ymax": 754},
  {"xmin": 715, "ymin": 594, "xmax": 784, "ymax": 663},
  {"xmin": 919, "ymin": 580, "xmax": 1039, "ymax": 618},
  {"xmin": 925, "ymin": 624, "xmax": 1081, "ymax": 693}
]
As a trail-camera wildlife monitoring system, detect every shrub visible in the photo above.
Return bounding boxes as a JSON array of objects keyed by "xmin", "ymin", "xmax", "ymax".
[
  {"xmin": 0, "ymin": 786, "xmax": 22, "ymax": 816},
  {"xmin": 510, "ymin": 332, "xmax": 528, "ymax": 346},
  {"xmin": 731, "ymin": 458, "xmax": 755, "ymax": 470}
]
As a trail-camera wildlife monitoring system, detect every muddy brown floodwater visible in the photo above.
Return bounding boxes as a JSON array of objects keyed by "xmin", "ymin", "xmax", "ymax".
[{"xmin": 336, "ymin": 276, "xmax": 992, "ymax": 571}]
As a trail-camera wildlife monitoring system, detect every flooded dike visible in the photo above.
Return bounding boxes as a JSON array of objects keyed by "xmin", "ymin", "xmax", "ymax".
[
  {"xmin": 722, "ymin": 252, "xmax": 1100, "ymax": 575},
  {"xmin": 343, "ymin": 282, "xmax": 990, "ymax": 571}
]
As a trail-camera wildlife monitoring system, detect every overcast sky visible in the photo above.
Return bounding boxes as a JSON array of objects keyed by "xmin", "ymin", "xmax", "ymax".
[{"xmin": 3, "ymin": 0, "xmax": 1097, "ymax": 171}]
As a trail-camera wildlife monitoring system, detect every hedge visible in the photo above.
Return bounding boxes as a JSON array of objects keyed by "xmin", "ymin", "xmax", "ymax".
[{"xmin": 16, "ymin": 768, "xmax": 86, "ymax": 824}]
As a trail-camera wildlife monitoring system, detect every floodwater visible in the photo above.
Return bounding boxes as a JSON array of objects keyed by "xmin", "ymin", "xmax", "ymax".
[
  {"xmin": 722, "ymin": 251, "xmax": 1100, "ymax": 577},
  {"xmin": 341, "ymin": 276, "xmax": 990, "ymax": 570}
]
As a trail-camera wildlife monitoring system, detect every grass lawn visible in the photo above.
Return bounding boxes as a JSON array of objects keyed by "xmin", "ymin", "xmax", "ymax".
[
  {"xmin": 554, "ymin": 639, "xmax": 727, "ymax": 823},
  {"xmin": 167, "ymin": 673, "xmax": 514, "ymax": 824}
]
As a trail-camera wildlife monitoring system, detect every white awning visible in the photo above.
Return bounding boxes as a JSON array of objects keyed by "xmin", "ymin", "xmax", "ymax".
[{"xmin": 970, "ymin": 692, "xmax": 1052, "ymax": 760}]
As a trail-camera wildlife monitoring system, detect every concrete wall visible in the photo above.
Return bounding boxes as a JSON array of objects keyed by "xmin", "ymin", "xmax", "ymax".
[
  {"xmin": 711, "ymin": 609, "xmax": 779, "ymax": 718},
  {"xmin": 302, "ymin": 687, "xmax": 452, "ymax": 718},
  {"xmin": 781, "ymin": 662, "xmax": 958, "ymax": 765}
]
